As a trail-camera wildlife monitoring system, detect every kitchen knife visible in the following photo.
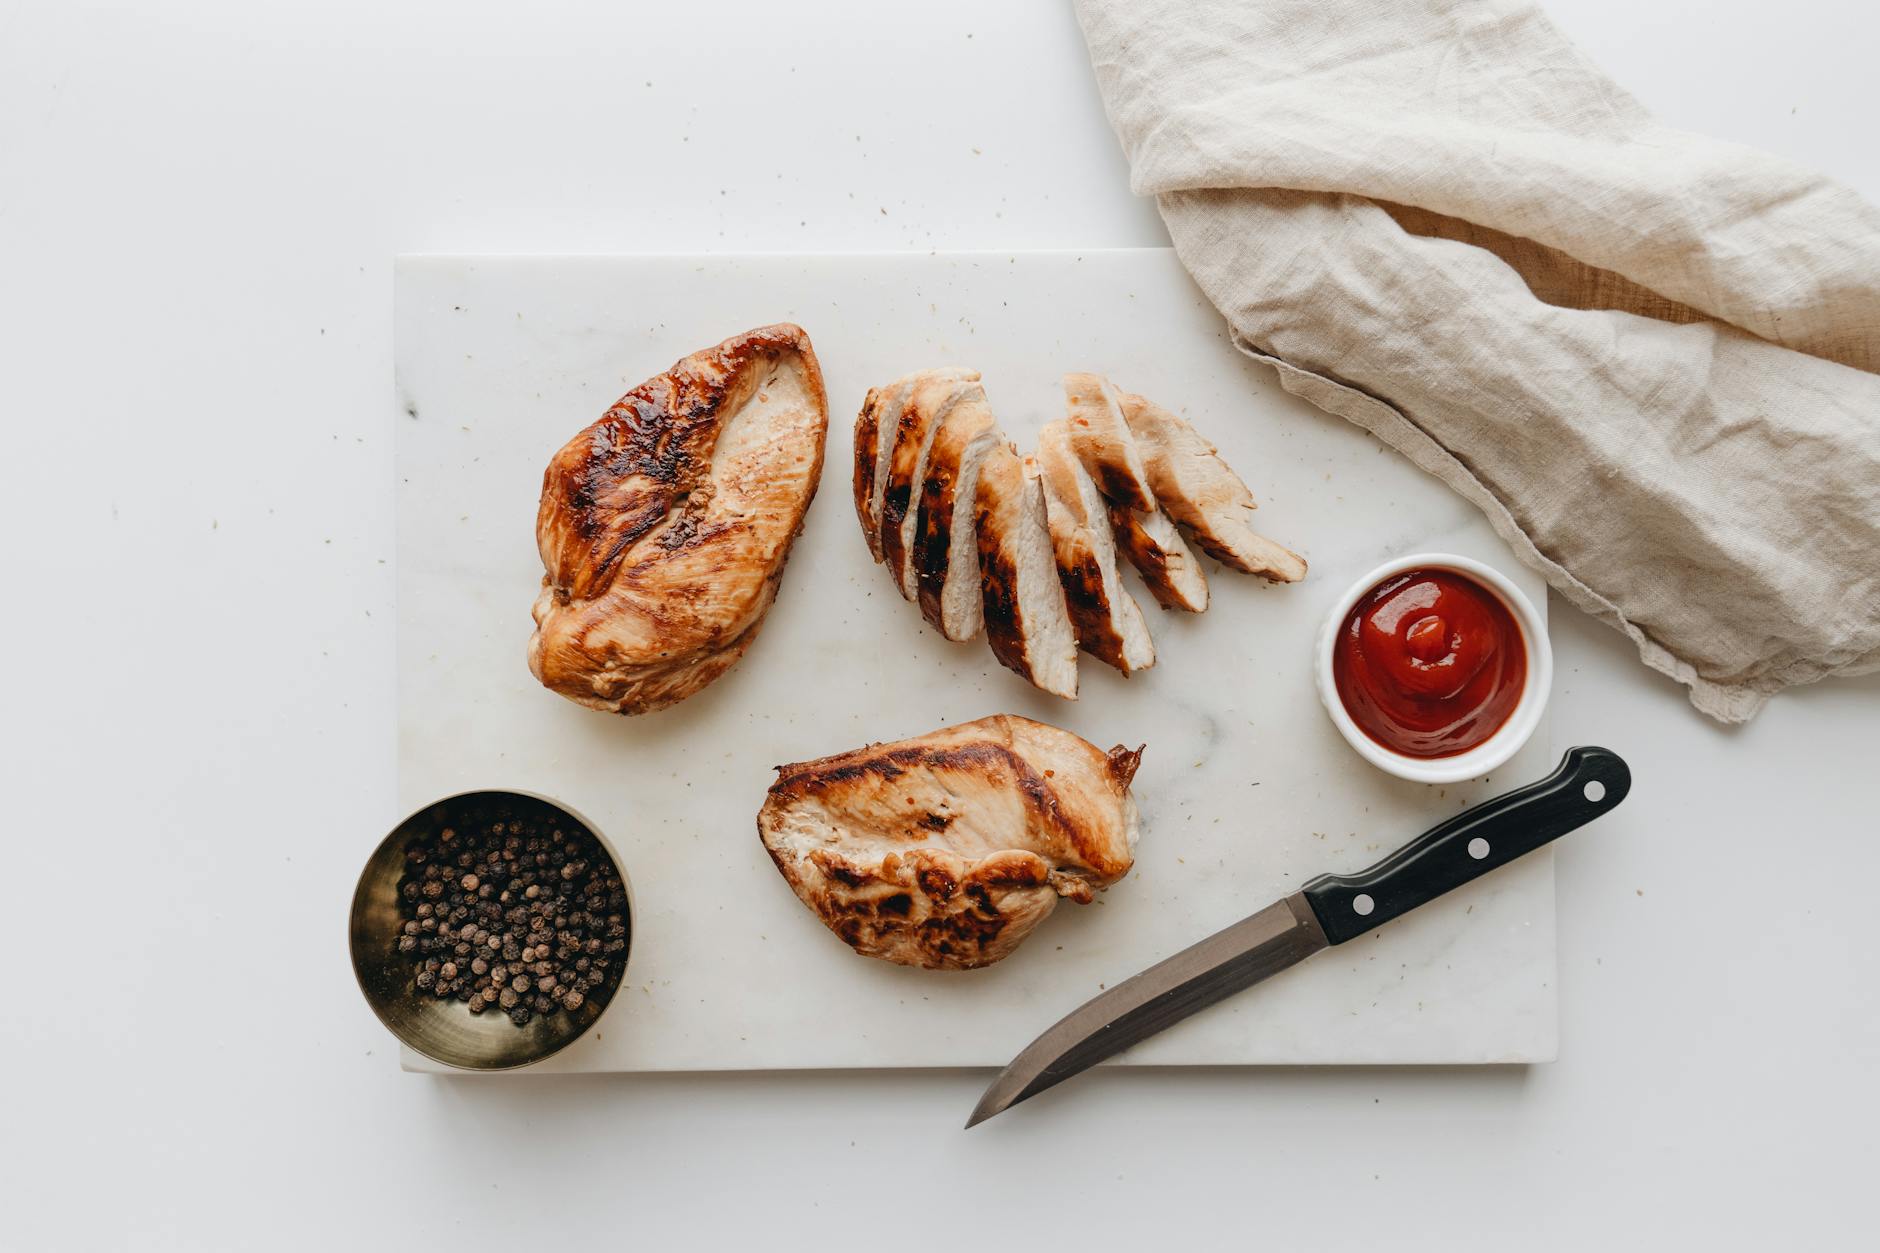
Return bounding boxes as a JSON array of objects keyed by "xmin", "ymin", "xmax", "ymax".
[{"xmin": 966, "ymin": 745, "xmax": 1631, "ymax": 1127}]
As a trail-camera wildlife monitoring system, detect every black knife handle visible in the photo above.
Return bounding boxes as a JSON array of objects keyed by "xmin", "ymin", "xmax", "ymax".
[{"xmin": 1301, "ymin": 747, "xmax": 1630, "ymax": 945}]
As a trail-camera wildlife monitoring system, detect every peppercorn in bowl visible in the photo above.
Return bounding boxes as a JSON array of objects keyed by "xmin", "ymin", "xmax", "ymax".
[{"xmin": 349, "ymin": 790, "xmax": 632, "ymax": 1069}]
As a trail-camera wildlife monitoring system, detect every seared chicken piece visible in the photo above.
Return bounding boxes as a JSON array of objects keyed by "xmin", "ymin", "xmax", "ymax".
[
  {"xmin": 1110, "ymin": 503, "xmax": 1210, "ymax": 612},
  {"xmin": 759, "ymin": 715, "xmax": 1143, "ymax": 970},
  {"xmin": 1063, "ymin": 372, "xmax": 1155, "ymax": 510},
  {"xmin": 882, "ymin": 373, "xmax": 981, "ymax": 600},
  {"xmin": 1119, "ymin": 392, "xmax": 1307, "ymax": 583},
  {"xmin": 912, "ymin": 390, "xmax": 1002, "ymax": 640},
  {"xmin": 974, "ymin": 444, "xmax": 1080, "ymax": 699},
  {"xmin": 851, "ymin": 384, "xmax": 897, "ymax": 564},
  {"xmin": 1036, "ymin": 422, "xmax": 1156, "ymax": 674},
  {"xmin": 859, "ymin": 368, "xmax": 976, "ymax": 591},
  {"xmin": 854, "ymin": 367, "xmax": 1304, "ymax": 695},
  {"xmin": 854, "ymin": 368, "xmax": 973, "ymax": 565},
  {"xmin": 529, "ymin": 324, "xmax": 828, "ymax": 714},
  {"xmin": 1058, "ymin": 373, "xmax": 1209, "ymax": 612}
]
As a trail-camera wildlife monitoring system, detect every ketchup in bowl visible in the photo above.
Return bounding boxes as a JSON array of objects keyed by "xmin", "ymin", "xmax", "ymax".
[{"xmin": 1331, "ymin": 568, "xmax": 1527, "ymax": 759}]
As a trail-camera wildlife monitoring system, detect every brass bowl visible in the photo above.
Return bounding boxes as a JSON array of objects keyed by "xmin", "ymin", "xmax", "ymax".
[{"xmin": 349, "ymin": 790, "xmax": 631, "ymax": 1070}]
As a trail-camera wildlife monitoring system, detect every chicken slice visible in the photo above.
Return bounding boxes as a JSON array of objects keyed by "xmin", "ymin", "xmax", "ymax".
[
  {"xmin": 1118, "ymin": 392, "xmax": 1307, "ymax": 583},
  {"xmin": 1036, "ymin": 421, "xmax": 1156, "ymax": 674},
  {"xmin": 851, "ymin": 384, "xmax": 893, "ymax": 564},
  {"xmin": 880, "ymin": 370, "xmax": 981, "ymax": 598},
  {"xmin": 1063, "ymin": 372, "xmax": 1155, "ymax": 510},
  {"xmin": 529, "ymin": 323, "xmax": 828, "ymax": 714},
  {"xmin": 1056, "ymin": 373, "xmax": 1209, "ymax": 612},
  {"xmin": 854, "ymin": 367, "xmax": 973, "ymax": 566},
  {"xmin": 1109, "ymin": 503, "xmax": 1210, "ymax": 612},
  {"xmin": 758, "ymin": 714, "xmax": 1143, "ymax": 970},
  {"xmin": 912, "ymin": 392, "xmax": 1001, "ymax": 641},
  {"xmin": 973, "ymin": 444, "xmax": 1079, "ymax": 699}
]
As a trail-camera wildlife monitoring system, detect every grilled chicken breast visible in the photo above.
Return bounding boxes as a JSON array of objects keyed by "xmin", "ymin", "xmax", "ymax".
[
  {"xmin": 1036, "ymin": 422, "xmax": 1156, "ymax": 674},
  {"xmin": 885, "ymin": 374, "xmax": 980, "ymax": 600},
  {"xmin": 1119, "ymin": 392, "xmax": 1307, "ymax": 583},
  {"xmin": 1110, "ymin": 503, "xmax": 1210, "ymax": 612},
  {"xmin": 529, "ymin": 324, "xmax": 828, "ymax": 714},
  {"xmin": 913, "ymin": 391, "xmax": 1001, "ymax": 640},
  {"xmin": 856, "ymin": 369, "xmax": 970, "ymax": 563},
  {"xmin": 852, "ymin": 367, "xmax": 1303, "ymax": 695},
  {"xmin": 759, "ymin": 715, "xmax": 1143, "ymax": 970},
  {"xmin": 851, "ymin": 384, "xmax": 896, "ymax": 564},
  {"xmin": 867, "ymin": 369, "xmax": 979, "ymax": 597},
  {"xmin": 1064, "ymin": 372, "xmax": 1155, "ymax": 511},
  {"xmin": 974, "ymin": 444, "xmax": 1080, "ymax": 698}
]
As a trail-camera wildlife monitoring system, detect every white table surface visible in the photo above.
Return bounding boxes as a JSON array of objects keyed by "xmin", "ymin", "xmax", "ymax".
[{"xmin": 2, "ymin": 2, "xmax": 1873, "ymax": 1248}]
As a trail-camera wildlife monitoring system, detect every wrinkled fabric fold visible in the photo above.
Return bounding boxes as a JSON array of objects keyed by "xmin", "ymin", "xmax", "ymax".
[{"xmin": 1076, "ymin": 0, "xmax": 1880, "ymax": 719}]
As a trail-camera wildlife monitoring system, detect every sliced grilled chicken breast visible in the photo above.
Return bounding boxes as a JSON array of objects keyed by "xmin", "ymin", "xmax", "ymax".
[
  {"xmin": 973, "ymin": 444, "xmax": 1079, "ymax": 699},
  {"xmin": 1063, "ymin": 372, "xmax": 1155, "ymax": 510},
  {"xmin": 1036, "ymin": 422, "xmax": 1156, "ymax": 674},
  {"xmin": 759, "ymin": 715, "xmax": 1143, "ymax": 970},
  {"xmin": 880, "ymin": 370, "xmax": 980, "ymax": 597},
  {"xmin": 1119, "ymin": 392, "xmax": 1308, "ymax": 584},
  {"xmin": 856, "ymin": 368, "xmax": 973, "ymax": 564},
  {"xmin": 851, "ymin": 384, "xmax": 893, "ymax": 563},
  {"xmin": 1110, "ymin": 503, "xmax": 1210, "ymax": 612},
  {"xmin": 912, "ymin": 392, "xmax": 1001, "ymax": 640},
  {"xmin": 530, "ymin": 324, "xmax": 828, "ymax": 714}
]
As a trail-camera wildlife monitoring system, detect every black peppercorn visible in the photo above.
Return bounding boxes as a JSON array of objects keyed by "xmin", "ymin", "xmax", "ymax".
[{"xmin": 392, "ymin": 805, "xmax": 621, "ymax": 1028}]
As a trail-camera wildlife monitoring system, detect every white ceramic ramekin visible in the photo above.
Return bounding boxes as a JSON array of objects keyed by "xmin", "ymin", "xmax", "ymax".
[{"xmin": 1314, "ymin": 553, "xmax": 1551, "ymax": 785}]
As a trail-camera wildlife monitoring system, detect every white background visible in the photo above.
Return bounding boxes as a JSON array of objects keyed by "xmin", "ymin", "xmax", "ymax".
[{"xmin": 2, "ymin": 2, "xmax": 1873, "ymax": 1248}]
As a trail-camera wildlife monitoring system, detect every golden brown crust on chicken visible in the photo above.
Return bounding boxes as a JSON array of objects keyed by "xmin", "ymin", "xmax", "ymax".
[
  {"xmin": 880, "ymin": 372, "xmax": 981, "ymax": 600},
  {"xmin": 1037, "ymin": 424, "xmax": 1156, "ymax": 674},
  {"xmin": 1064, "ymin": 372, "xmax": 1156, "ymax": 511},
  {"xmin": 1118, "ymin": 391, "xmax": 1307, "ymax": 584},
  {"xmin": 758, "ymin": 715, "xmax": 1143, "ymax": 970},
  {"xmin": 528, "ymin": 324, "xmax": 828, "ymax": 714},
  {"xmin": 974, "ymin": 445, "xmax": 1079, "ymax": 699},
  {"xmin": 913, "ymin": 393, "xmax": 1000, "ymax": 640},
  {"xmin": 1109, "ymin": 503, "xmax": 1210, "ymax": 612},
  {"xmin": 852, "ymin": 386, "xmax": 886, "ymax": 562}
]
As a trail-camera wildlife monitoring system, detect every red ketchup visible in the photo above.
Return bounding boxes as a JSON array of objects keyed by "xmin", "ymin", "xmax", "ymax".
[{"xmin": 1332, "ymin": 568, "xmax": 1526, "ymax": 759}]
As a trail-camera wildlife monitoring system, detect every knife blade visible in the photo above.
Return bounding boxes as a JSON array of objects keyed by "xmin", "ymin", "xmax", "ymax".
[{"xmin": 966, "ymin": 745, "xmax": 1631, "ymax": 1127}]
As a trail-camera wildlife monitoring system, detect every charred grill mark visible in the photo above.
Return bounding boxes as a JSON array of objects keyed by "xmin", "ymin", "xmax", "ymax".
[
  {"xmin": 575, "ymin": 496, "xmax": 681, "ymax": 596},
  {"xmin": 1091, "ymin": 462, "xmax": 1139, "ymax": 506},
  {"xmin": 917, "ymin": 865, "xmax": 957, "ymax": 901},
  {"xmin": 962, "ymin": 884, "xmax": 1000, "ymax": 918},
  {"xmin": 1056, "ymin": 552, "xmax": 1122, "ymax": 656},
  {"xmin": 913, "ymin": 461, "xmax": 954, "ymax": 622},
  {"xmin": 974, "ymin": 499, "xmax": 1030, "ymax": 674},
  {"xmin": 1110, "ymin": 505, "xmax": 1166, "ymax": 573},
  {"xmin": 880, "ymin": 482, "xmax": 914, "ymax": 534},
  {"xmin": 767, "ymin": 736, "xmax": 1114, "ymax": 875},
  {"xmin": 529, "ymin": 323, "xmax": 827, "ymax": 714}
]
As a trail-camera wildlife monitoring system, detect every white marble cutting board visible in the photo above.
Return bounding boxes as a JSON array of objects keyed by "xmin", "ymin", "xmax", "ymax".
[{"xmin": 393, "ymin": 250, "xmax": 1555, "ymax": 1072}]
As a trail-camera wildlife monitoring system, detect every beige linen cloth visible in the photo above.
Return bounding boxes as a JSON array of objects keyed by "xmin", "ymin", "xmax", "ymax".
[{"xmin": 1075, "ymin": 0, "xmax": 1880, "ymax": 721}]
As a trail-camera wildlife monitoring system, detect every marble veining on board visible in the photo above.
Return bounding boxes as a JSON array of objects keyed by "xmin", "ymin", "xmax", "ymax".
[{"xmin": 394, "ymin": 251, "xmax": 1556, "ymax": 1071}]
